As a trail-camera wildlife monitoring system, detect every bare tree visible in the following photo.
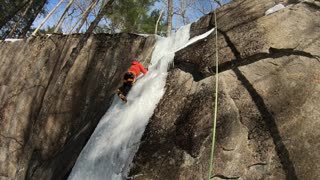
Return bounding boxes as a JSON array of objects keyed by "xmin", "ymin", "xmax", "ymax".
[
  {"xmin": 167, "ymin": 0, "xmax": 173, "ymax": 37},
  {"xmin": 54, "ymin": 0, "xmax": 76, "ymax": 33},
  {"xmin": 188, "ymin": 0, "xmax": 213, "ymax": 15},
  {"xmin": 155, "ymin": 9, "xmax": 164, "ymax": 34},
  {"xmin": 75, "ymin": 0, "xmax": 99, "ymax": 33},
  {"xmin": 7, "ymin": 0, "xmax": 34, "ymax": 38},
  {"xmin": 74, "ymin": 0, "xmax": 95, "ymax": 28},
  {"xmin": 176, "ymin": 0, "xmax": 189, "ymax": 26},
  {"xmin": 32, "ymin": 0, "xmax": 64, "ymax": 36},
  {"xmin": 187, "ymin": 0, "xmax": 223, "ymax": 18},
  {"xmin": 68, "ymin": 0, "xmax": 98, "ymax": 34},
  {"xmin": 214, "ymin": 0, "xmax": 223, "ymax": 7},
  {"xmin": 86, "ymin": 0, "xmax": 115, "ymax": 33},
  {"xmin": 157, "ymin": 0, "xmax": 225, "ymax": 34},
  {"xmin": 19, "ymin": 0, "xmax": 47, "ymax": 37}
]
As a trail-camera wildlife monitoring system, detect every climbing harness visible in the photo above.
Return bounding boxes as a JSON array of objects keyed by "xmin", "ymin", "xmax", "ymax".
[{"xmin": 208, "ymin": 4, "xmax": 220, "ymax": 180}]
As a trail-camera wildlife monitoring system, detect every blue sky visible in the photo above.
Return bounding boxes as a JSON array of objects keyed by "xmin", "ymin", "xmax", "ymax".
[
  {"xmin": 33, "ymin": 0, "xmax": 65, "ymax": 29},
  {"xmin": 34, "ymin": 0, "xmax": 231, "ymax": 33}
]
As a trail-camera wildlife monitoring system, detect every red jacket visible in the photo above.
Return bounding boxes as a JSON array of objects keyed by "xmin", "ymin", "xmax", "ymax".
[{"xmin": 128, "ymin": 60, "xmax": 147, "ymax": 77}]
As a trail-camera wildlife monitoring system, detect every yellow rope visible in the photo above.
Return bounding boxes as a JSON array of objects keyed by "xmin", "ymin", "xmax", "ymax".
[{"xmin": 208, "ymin": 8, "xmax": 219, "ymax": 180}]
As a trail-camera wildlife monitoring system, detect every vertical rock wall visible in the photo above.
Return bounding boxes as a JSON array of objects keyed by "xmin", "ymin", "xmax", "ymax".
[{"xmin": 0, "ymin": 33, "xmax": 156, "ymax": 180}]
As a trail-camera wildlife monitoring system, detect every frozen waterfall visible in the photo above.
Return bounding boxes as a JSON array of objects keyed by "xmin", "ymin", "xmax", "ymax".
[{"xmin": 68, "ymin": 24, "xmax": 214, "ymax": 180}]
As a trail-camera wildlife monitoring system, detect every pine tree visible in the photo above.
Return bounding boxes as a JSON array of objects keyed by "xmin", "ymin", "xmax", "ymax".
[
  {"xmin": 19, "ymin": 0, "xmax": 47, "ymax": 37},
  {"xmin": 0, "ymin": 0, "xmax": 47, "ymax": 38},
  {"xmin": 104, "ymin": 0, "xmax": 158, "ymax": 34},
  {"xmin": 7, "ymin": 0, "xmax": 34, "ymax": 38},
  {"xmin": 0, "ymin": 0, "xmax": 31, "ymax": 30}
]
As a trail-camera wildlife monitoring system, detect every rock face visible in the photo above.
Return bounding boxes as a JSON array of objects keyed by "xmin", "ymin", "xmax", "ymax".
[
  {"xmin": 0, "ymin": 33, "xmax": 155, "ymax": 179},
  {"xmin": 130, "ymin": 0, "xmax": 320, "ymax": 180},
  {"xmin": 1, "ymin": 0, "xmax": 319, "ymax": 179}
]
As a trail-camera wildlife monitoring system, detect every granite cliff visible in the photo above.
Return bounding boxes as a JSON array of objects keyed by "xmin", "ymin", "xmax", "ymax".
[{"xmin": 1, "ymin": 0, "xmax": 320, "ymax": 179}]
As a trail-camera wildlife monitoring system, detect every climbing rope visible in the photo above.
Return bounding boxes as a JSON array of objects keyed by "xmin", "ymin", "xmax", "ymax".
[{"xmin": 208, "ymin": 6, "xmax": 220, "ymax": 180}]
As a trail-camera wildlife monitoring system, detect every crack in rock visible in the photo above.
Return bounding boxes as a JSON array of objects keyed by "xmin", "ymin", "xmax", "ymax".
[
  {"xmin": 216, "ymin": 46, "xmax": 320, "ymax": 74},
  {"xmin": 215, "ymin": 29, "xmax": 320, "ymax": 74},
  {"xmin": 211, "ymin": 174, "xmax": 240, "ymax": 179},
  {"xmin": 0, "ymin": 133, "xmax": 23, "ymax": 146},
  {"xmin": 176, "ymin": 28, "xmax": 319, "ymax": 82},
  {"xmin": 248, "ymin": 162, "xmax": 268, "ymax": 168},
  {"xmin": 222, "ymin": 147, "xmax": 235, "ymax": 151}
]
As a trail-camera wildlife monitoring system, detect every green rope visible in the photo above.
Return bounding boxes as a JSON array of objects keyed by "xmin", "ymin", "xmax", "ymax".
[{"xmin": 208, "ymin": 8, "xmax": 219, "ymax": 180}]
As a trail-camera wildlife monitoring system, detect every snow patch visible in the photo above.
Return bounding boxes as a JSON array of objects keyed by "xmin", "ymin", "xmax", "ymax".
[
  {"xmin": 265, "ymin": 4, "xmax": 286, "ymax": 16},
  {"xmin": 177, "ymin": 28, "xmax": 215, "ymax": 52},
  {"xmin": 136, "ymin": 33, "xmax": 150, "ymax": 37},
  {"xmin": 3, "ymin": 39, "xmax": 23, "ymax": 42}
]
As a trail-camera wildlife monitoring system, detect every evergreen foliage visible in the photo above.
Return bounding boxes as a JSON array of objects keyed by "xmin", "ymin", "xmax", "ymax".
[
  {"xmin": 33, "ymin": 25, "xmax": 63, "ymax": 35},
  {"xmin": 105, "ymin": 0, "xmax": 166, "ymax": 34},
  {"xmin": 0, "ymin": 0, "xmax": 229, "ymax": 37},
  {"xmin": 0, "ymin": 0, "xmax": 47, "ymax": 39}
]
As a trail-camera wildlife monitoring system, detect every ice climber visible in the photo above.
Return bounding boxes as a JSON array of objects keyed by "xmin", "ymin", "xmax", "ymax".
[{"xmin": 117, "ymin": 59, "xmax": 148, "ymax": 102}]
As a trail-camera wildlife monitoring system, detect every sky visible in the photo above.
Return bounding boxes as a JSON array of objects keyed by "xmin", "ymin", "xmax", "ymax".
[{"xmin": 33, "ymin": 0, "xmax": 232, "ymax": 33}]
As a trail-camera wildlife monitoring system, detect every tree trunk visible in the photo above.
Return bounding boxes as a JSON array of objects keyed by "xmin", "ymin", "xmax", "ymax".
[
  {"xmin": 75, "ymin": 0, "xmax": 98, "ymax": 33},
  {"xmin": 7, "ymin": 0, "xmax": 34, "ymax": 38},
  {"xmin": 86, "ymin": 0, "xmax": 115, "ymax": 33},
  {"xmin": 181, "ymin": 0, "xmax": 188, "ymax": 25},
  {"xmin": 68, "ymin": 0, "xmax": 97, "ymax": 34},
  {"xmin": 32, "ymin": 0, "xmax": 64, "ymax": 36},
  {"xmin": 155, "ymin": 9, "xmax": 164, "ymax": 34},
  {"xmin": 54, "ymin": 0, "xmax": 75, "ymax": 33},
  {"xmin": 214, "ymin": 0, "xmax": 223, "ymax": 7},
  {"xmin": 19, "ymin": 0, "xmax": 47, "ymax": 38},
  {"xmin": 0, "ymin": 0, "xmax": 31, "ymax": 30},
  {"xmin": 68, "ymin": 16, "xmax": 82, "ymax": 34},
  {"xmin": 167, "ymin": 0, "xmax": 173, "ymax": 37}
]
